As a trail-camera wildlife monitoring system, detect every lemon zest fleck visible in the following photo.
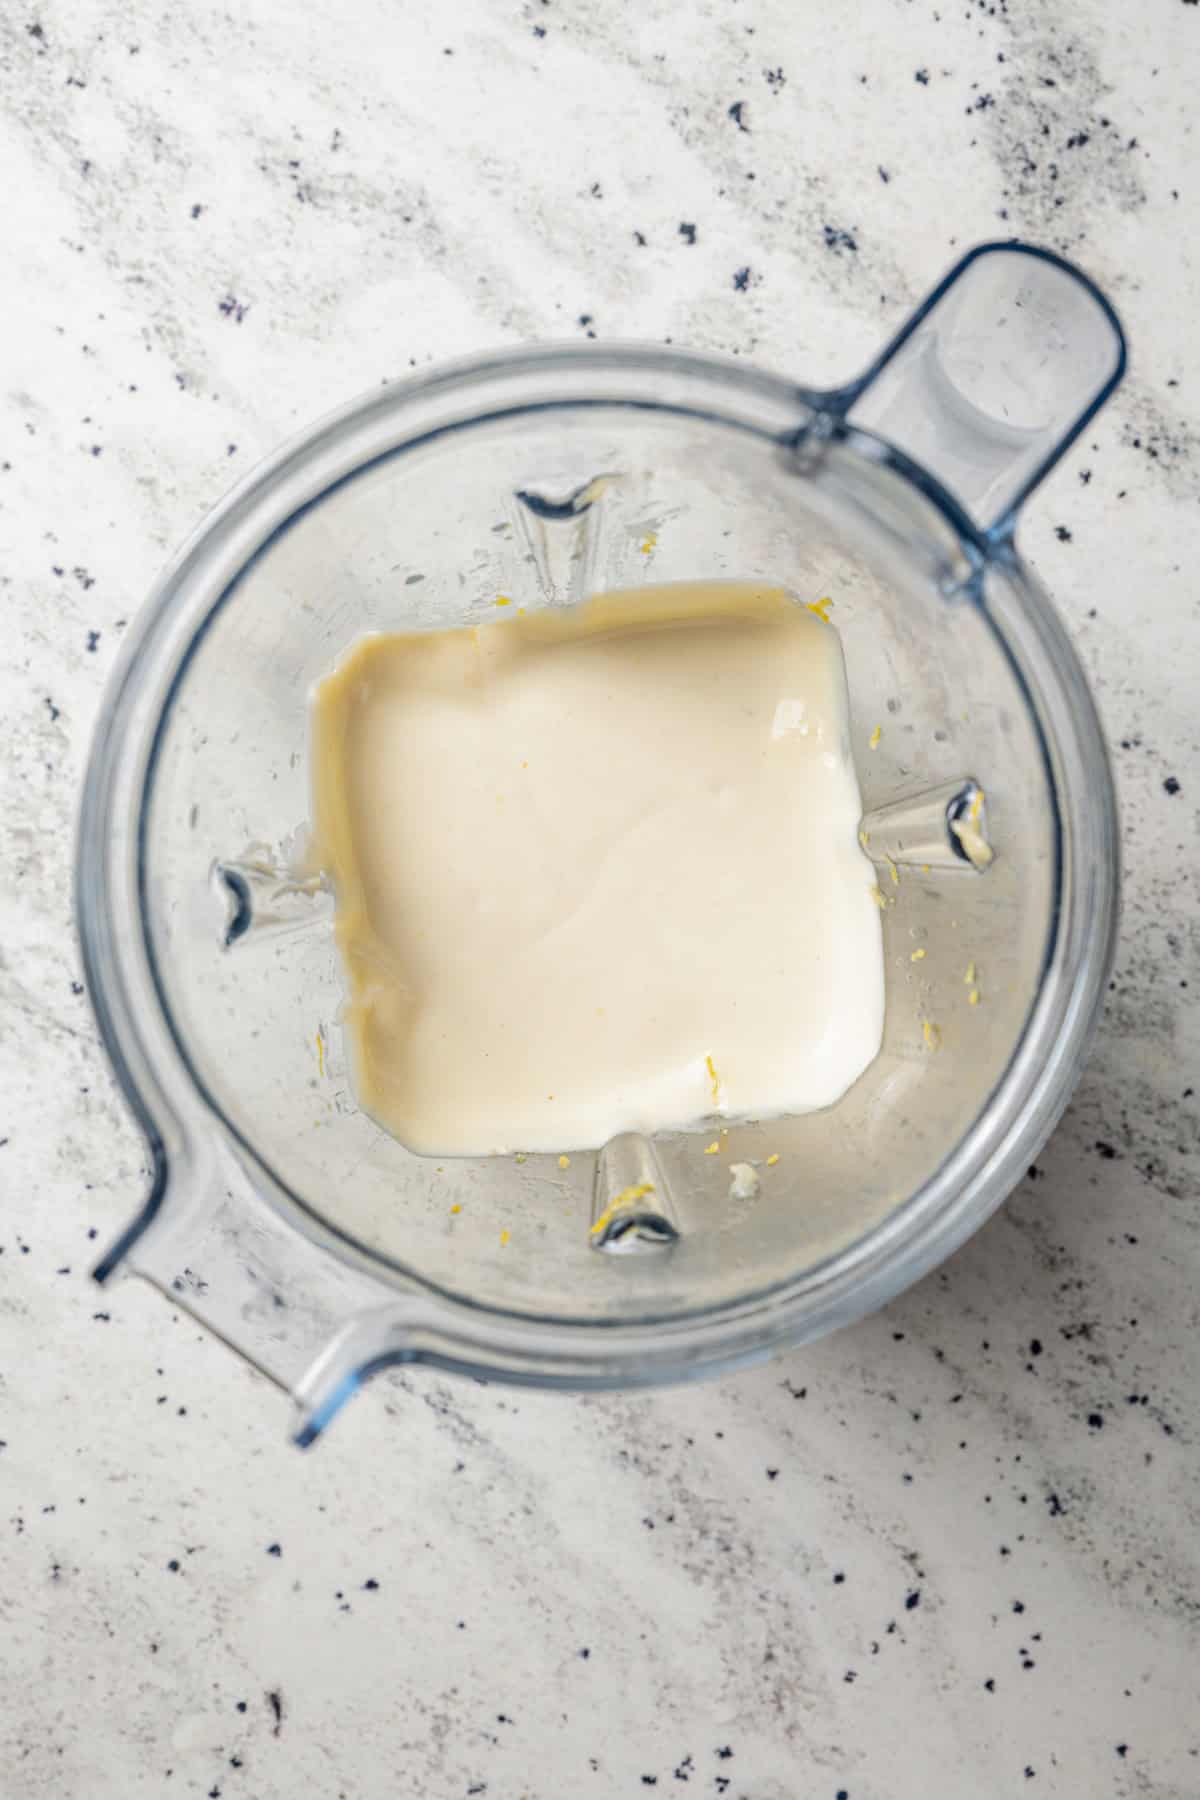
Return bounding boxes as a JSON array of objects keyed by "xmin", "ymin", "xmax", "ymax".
[
  {"xmin": 964, "ymin": 961, "xmax": 977, "ymax": 985},
  {"xmin": 315, "ymin": 1029, "xmax": 325, "ymax": 1078},
  {"xmin": 703, "ymin": 1141, "xmax": 721, "ymax": 1155},
  {"xmin": 910, "ymin": 948, "xmax": 926, "ymax": 962},
  {"xmin": 494, "ymin": 594, "xmax": 513, "ymax": 607},
  {"xmin": 766, "ymin": 1153, "xmax": 780, "ymax": 1167},
  {"xmin": 923, "ymin": 1020, "xmax": 942, "ymax": 1052},
  {"xmin": 514, "ymin": 1152, "xmax": 527, "ymax": 1164},
  {"xmin": 640, "ymin": 532, "xmax": 658, "ymax": 555},
  {"xmin": 558, "ymin": 1154, "xmax": 571, "ymax": 1170},
  {"xmin": 705, "ymin": 1053, "xmax": 721, "ymax": 1107},
  {"xmin": 968, "ymin": 988, "xmax": 981, "ymax": 1006},
  {"xmin": 450, "ymin": 1203, "xmax": 462, "ymax": 1215},
  {"xmin": 950, "ymin": 815, "xmax": 994, "ymax": 869},
  {"xmin": 886, "ymin": 855, "xmax": 900, "ymax": 886},
  {"xmin": 869, "ymin": 724, "xmax": 882, "ymax": 750},
  {"xmin": 805, "ymin": 595, "xmax": 834, "ymax": 622},
  {"xmin": 499, "ymin": 1229, "xmax": 511, "ymax": 1246},
  {"xmin": 858, "ymin": 828, "xmax": 870, "ymax": 852}
]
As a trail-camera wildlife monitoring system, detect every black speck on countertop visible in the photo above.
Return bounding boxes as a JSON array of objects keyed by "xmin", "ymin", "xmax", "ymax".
[
  {"xmin": 823, "ymin": 224, "xmax": 858, "ymax": 253},
  {"xmin": 905, "ymin": 1589, "xmax": 921, "ymax": 1610},
  {"xmin": 1163, "ymin": 775, "xmax": 1181, "ymax": 795}
]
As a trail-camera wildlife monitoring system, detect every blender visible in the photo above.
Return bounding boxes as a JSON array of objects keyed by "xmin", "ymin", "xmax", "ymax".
[{"xmin": 78, "ymin": 241, "xmax": 1125, "ymax": 1442}]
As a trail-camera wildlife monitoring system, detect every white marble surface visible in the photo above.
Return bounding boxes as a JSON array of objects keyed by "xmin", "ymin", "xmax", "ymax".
[{"xmin": 2, "ymin": 1, "xmax": 1198, "ymax": 1795}]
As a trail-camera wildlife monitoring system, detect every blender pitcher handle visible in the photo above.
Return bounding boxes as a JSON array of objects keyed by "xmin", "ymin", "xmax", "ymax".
[{"xmin": 829, "ymin": 242, "xmax": 1127, "ymax": 546}]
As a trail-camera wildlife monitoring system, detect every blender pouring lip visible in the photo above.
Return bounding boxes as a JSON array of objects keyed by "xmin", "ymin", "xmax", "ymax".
[{"xmin": 77, "ymin": 240, "xmax": 1125, "ymax": 1439}]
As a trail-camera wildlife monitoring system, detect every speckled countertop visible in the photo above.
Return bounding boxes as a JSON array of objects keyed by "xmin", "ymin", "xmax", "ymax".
[{"xmin": 2, "ymin": 1, "xmax": 1198, "ymax": 1795}]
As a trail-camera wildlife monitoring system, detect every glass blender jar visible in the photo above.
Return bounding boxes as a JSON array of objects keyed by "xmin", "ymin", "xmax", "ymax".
[{"xmin": 78, "ymin": 242, "xmax": 1126, "ymax": 1442}]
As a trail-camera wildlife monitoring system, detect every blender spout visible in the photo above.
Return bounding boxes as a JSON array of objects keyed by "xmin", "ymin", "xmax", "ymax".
[{"xmin": 815, "ymin": 241, "xmax": 1127, "ymax": 546}]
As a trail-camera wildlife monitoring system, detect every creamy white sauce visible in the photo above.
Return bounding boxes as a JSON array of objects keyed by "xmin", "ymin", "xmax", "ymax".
[{"xmin": 313, "ymin": 581, "xmax": 884, "ymax": 1156}]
